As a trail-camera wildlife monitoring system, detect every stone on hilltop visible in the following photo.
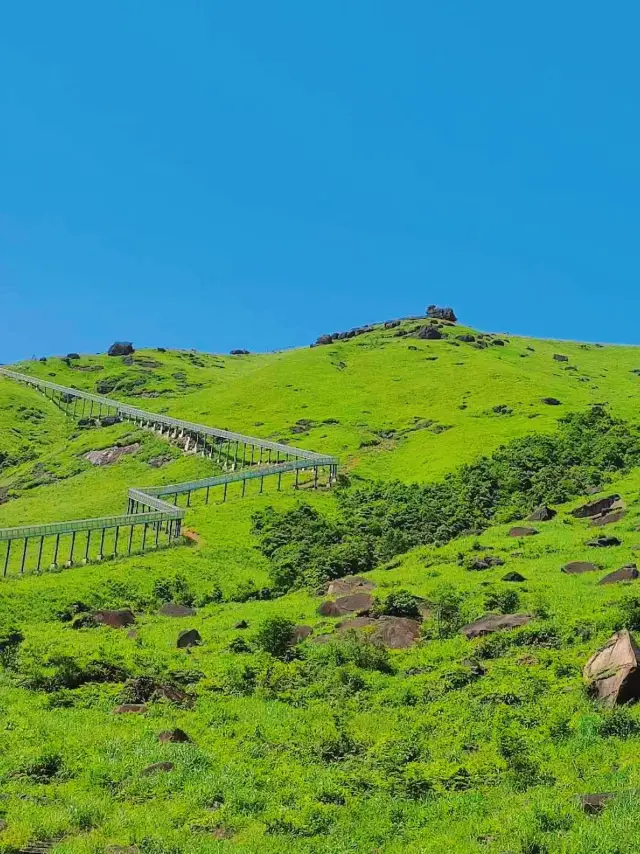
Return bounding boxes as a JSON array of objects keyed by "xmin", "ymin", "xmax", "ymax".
[
  {"xmin": 426, "ymin": 305, "xmax": 457, "ymax": 322},
  {"xmin": 108, "ymin": 342, "xmax": 135, "ymax": 357}
]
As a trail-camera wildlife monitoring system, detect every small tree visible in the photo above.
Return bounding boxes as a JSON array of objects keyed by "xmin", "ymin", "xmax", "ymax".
[{"xmin": 253, "ymin": 616, "xmax": 297, "ymax": 660}]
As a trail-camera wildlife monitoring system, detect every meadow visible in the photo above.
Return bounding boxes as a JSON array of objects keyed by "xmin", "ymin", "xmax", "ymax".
[{"xmin": 3, "ymin": 317, "xmax": 640, "ymax": 852}]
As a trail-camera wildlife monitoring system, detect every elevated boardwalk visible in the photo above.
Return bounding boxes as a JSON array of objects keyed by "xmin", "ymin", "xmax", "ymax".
[{"xmin": 0, "ymin": 368, "xmax": 339, "ymax": 576}]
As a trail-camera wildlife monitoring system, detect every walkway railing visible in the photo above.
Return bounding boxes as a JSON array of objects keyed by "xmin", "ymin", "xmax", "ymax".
[{"xmin": 0, "ymin": 368, "xmax": 339, "ymax": 577}]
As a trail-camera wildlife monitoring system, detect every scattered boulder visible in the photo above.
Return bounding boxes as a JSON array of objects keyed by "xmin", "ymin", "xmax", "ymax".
[
  {"xmin": 322, "ymin": 576, "xmax": 376, "ymax": 597},
  {"xmin": 553, "ymin": 354, "xmax": 569, "ymax": 362},
  {"xmin": 67, "ymin": 353, "xmax": 80, "ymax": 360},
  {"xmin": 501, "ymin": 572, "xmax": 526, "ymax": 582},
  {"xmin": 100, "ymin": 415, "xmax": 122, "ymax": 427},
  {"xmin": 492, "ymin": 339, "xmax": 506, "ymax": 346},
  {"xmin": 234, "ymin": 620, "xmax": 248, "ymax": 630},
  {"xmin": 177, "ymin": 629, "xmax": 201, "ymax": 649},
  {"xmin": 541, "ymin": 397, "xmax": 562, "ymax": 405},
  {"xmin": 384, "ymin": 320, "xmax": 401, "ymax": 329},
  {"xmin": 462, "ymin": 613, "xmax": 533, "ymax": 639},
  {"xmin": 416, "ymin": 325, "xmax": 444, "ymax": 340},
  {"xmin": 457, "ymin": 334, "xmax": 476, "ymax": 343},
  {"xmin": 148, "ymin": 455, "xmax": 171, "ymax": 468},
  {"xmin": 113, "ymin": 704, "xmax": 147, "ymax": 714},
  {"xmin": 579, "ymin": 793, "xmax": 614, "ymax": 815},
  {"xmin": 159, "ymin": 602, "xmax": 195, "ymax": 618},
  {"xmin": 527, "ymin": 505, "xmax": 557, "ymax": 522},
  {"xmin": 338, "ymin": 615, "xmax": 421, "ymax": 649},
  {"xmin": 230, "ymin": 349, "xmax": 250, "ymax": 355},
  {"xmin": 141, "ymin": 761, "xmax": 174, "ymax": 776},
  {"xmin": 93, "ymin": 609, "xmax": 136, "ymax": 628},
  {"xmin": 315, "ymin": 334, "xmax": 334, "ymax": 346},
  {"xmin": 469, "ymin": 555, "xmax": 505, "ymax": 571},
  {"xmin": 293, "ymin": 625, "xmax": 313, "ymax": 643},
  {"xmin": 563, "ymin": 561, "xmax": 599, "ymax": 575},
  {"xmin": 591, "ymin": 509, "xmax": 626, "ymax": 527},
  {"xmin": 426, "ymin": 305, "xmax": 457, "ymax": 322},
  {"xmin": 571, "ymin": 495, "xmax": 623, "ymax": 519},
  {"xmin": 85, "ymin": 444, "xmax": 140, "ymax": 466},
  {"xmin": 108, "ymin": 342, "xmax": 135, "ymax": 357},
  {"xmin": 508, "ymin": 527, "xmax": 538, "ymax": 537},
  {"xmin": 583, "ymin": 629, "xmax": 640, "ymax": 706},
  {"xmin": 317, "ymin": 592, "xmax": 374, "ymax": 617},
  {"xmin": 158, "ymin": 728, "xmax": 191, "ymax": 743},
  {"xmin": 599, "ymin": 565, "xmax": 639, "ymax": 585},
  {"xmin": 587, "ymin": 536, "xmax": 621, "ymax": 548}
]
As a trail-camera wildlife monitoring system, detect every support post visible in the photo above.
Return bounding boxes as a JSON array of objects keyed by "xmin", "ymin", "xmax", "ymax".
[
  {"xmin": 37, "ymin": 536, "xmax": 44, "ymax": 571},
  {"xmin": 69, "ymin": 531, "xmax": 76, "ymax": 564},
  {"xmin": 3, "ymin": 541, "xmax": 11, "ymax": 577},
  {"xmin": 128, "ymin": 525, "xmax": 134, "ymax": 555},
  {"xmin": 53, "ymin": 534, "xmax": 60, "ymax": 565},
  {"xmin": 20, "ymin": 538, "xmax": 28, "ymax": 574},
  {"xmin": 114, "ymin": 526, "xmax": 119, "ymax": 556},
  {"xmin": 85, "ymin": 531, "xmax": 91, "ymax": 562},
  {"xmin": 223, "ymin": 482, "xmax": 228, "ymax": 502}
]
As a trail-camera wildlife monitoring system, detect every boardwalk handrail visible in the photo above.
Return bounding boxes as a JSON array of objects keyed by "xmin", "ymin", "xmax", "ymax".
[{"xmin": 0, "ymin": 367, "xmax": 339, "ymax": 573}]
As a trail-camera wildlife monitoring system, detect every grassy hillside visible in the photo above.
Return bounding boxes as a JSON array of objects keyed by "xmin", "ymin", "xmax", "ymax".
[{"xmin": 2, "ymin": 319, "xmax": 640, "ymax": 853}]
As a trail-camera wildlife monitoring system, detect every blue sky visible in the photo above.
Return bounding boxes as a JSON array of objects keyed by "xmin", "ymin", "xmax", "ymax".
[{"xmin": 2, "ymin": 1, "xmax": 640, "ymax": 362}]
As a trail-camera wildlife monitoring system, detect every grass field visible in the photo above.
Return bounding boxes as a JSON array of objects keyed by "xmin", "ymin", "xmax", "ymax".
[{"xmin": 3, "ymin": 318, "xmax": 640, "ymax": 853}]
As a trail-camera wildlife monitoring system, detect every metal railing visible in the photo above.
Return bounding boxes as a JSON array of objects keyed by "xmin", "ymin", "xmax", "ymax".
[{"xmin": 0, "ymin": 367, "xmax": 339, "ymax": 576}]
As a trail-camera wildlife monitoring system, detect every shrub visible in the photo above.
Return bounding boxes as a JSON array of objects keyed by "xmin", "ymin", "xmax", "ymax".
[
  {"xmin": 484, "ymin": 589, "xmax": 520, "ymax": 614},
  {"xmin": 373, "ymin": 589, "xmax": 421, "ymax": 620},
  {"xmin": 253, "ymin": 616, "xmax": 297, "ymax": 660}
]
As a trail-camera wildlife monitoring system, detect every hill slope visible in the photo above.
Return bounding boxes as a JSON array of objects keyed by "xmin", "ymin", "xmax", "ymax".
[{"xmin": 2, "ymin": 319, "xmax": 640, "ymax": 853}]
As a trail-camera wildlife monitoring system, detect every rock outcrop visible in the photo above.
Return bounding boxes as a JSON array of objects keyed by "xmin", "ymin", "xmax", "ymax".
[
  {"xmin": 426, "ymin": 305, "xmax": 457, "ymax": 322},
  {"xmin": 599, "ymin": 565, "xmax": 639, "ymax": 585},
  {"xmin": 583, "ymin": 630, "xmax": 640, "ymax": 706},
  {"xmin": 108, "ymin": 342, "xmax": 135, "ymax": 357},
  {"xmin": 462, "ymin": 613, "xmax": 533, "ymax": 639},
  {"xmin": 85, "ymin": 444, "xmax": 140, "ymax": 466}
]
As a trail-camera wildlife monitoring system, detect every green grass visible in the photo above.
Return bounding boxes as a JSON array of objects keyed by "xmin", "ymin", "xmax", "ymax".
[{"xmin": 3, "ymin": 321, "xmax": 640, "ymax": 852}]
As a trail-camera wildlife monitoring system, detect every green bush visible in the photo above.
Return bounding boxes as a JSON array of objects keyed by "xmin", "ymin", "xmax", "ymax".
[{"xmin": 253, "ymin": 616, "xmax": 297, "ymax": 660}]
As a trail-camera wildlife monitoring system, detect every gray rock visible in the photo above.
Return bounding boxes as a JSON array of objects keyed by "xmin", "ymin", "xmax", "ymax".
[
  {"xmin": 562, "ymin": 561, "xmax": 599, "ymax": 574},
  {"xmin": 462, "ymin": 613, "xmax": 533, "ymax": 639},
  {"xmin": 159, "ymin": 602, "xmax": 195, "ymax": 618},
  {"xmin": 177, "ymin": 629, "xmax": 201, "ymax": 648},
  {"xmin": 108, "ymin": 342, "xmax": 135, "ymax": 357},
  {"xmin": 599, "ymin": 565, "xmax": 639, "ymax": 585},
  {"xmin": 584, "ymin": 630, "xmax": 640, "ymax": 706}
]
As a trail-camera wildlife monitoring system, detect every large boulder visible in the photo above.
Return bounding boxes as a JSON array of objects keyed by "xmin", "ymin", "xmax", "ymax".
[
  {"xmin": 337, "ymin": 615, "xmax": 421, "ymax": 649},
  {"xmin": 587, "ymin": 536, "xmax": 621, "ymax": 548},
  {"xmin": 541, "ymin": 397, "xmax": 562, "ymax": 406},
  {"xmin": 599, "ymin": 565, "xmax": 639, "ymax": 585},
  {"xmin": 562, "ymin": 561, "xmax": 599, "ymax": 575},
  {"xmin": 469, "ymin": 555, "xmax": 504, "ymax": 571},
  {"xmin": 571, "ymin": 494, "xmax": 622, "ymax": 519},
  {"xmin": 462, "ymin": 613, "xmax": 533, "ymax": 639},
  {"xmin": 553, "ymin": 354, "xmax": 569, "ymax": 362},
  {"xmin": 508, "ymin": 526, "xmax": 538, "ymax": 538},
  {"xmin": 527, "ymin": 505, "xmax": 557, "ymax": 522},
  {"xmin": 317, "ymin": 592, "xmax": 374, "ymax": 617},
  {"xmin": 159, "ymin": 602, "xmax": 195, "ymax": 618},
  {"xmin": 322, "ymin": 576, "xmax": 376, "ymax": 597},
  {"xmin": 591, "ymin": 509, "xmax": 626, "ymax": 527},
  {"xmin": 177, "ymin": 629, "xmax": 202, "ymax": 649},
  {"xmin": 426, "ymin": 305, "xmax": 457, "ymax": 322},
  {"xmin": 85, "ymin": 444, "xmax": 140, "ymax": 466},
  {"xmin": 583, "ymin": 630, "xmax": 640, "ymax": 706},
  {"xmin": 158, "ymin": 728, "xmax": 191, "ymax": 743},
  {"xmin": 108, "ymin": 342, "xmax": 135, "ymax": 357},
  {"xmin": 416, "ymin": 325, "xmax": 444, "ymax": 340},
  {"xmin": 501, "ymin": 571, "xmax": 526, "ymax": 582},
  {"xmin": 93, "ymin": 609, "xmax": 136, "ymax": 628}
]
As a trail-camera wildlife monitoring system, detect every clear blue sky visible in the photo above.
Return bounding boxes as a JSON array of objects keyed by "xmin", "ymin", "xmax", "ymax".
[{"xmin": 2, "ymin": 2, "xmax": 640, "ymax": 363}]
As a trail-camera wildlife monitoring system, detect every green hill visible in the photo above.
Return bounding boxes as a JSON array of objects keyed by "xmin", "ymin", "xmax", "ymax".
[{"xmin": 2, "ymin": 317, "xmax": 640, "ymax": 853}]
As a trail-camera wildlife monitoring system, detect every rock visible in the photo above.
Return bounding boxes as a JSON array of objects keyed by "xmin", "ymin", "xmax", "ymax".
[
  {"xmin": 591, "ymin": 509, "xmax": 626, "ymax": 527},
  {"xmin": 527, "ymin": 505, "xmax": 557, "ymax": 522},
  {"xmin": 579, "ymin": 793, "xmax": 614, "ymax": 815},
  {"xmin": 108, "ymin": 342, "xmax": 135, "ymax": 357},
  {"xmin": 148, "ymin": 455, "xmax": 171, "ymax": 468},
  {"xmin": 177, "ymin": 629, "xmax": 201, "ymax": 648},
  {"xmin": 584, "ymin": 629, "xmax": 640, "ymax": 706},
  {"xmin": 159, "ymin": 602, "xmax": 195, "ymax": 618},
  {"xmin": 113, "ymin": 704, "xmax": 147, "ymax": 714},
  {"xmin": 234, "ymin": 620, "xmax": 248, "ymax": 629},
  {"xmin": 492, "ymin": 339, "xmax": 506, "ymax": 346},
  {"xmin": 293, "ymin": 625, "xmax": 313, "ymax": 643},
  {"xmin": 562, "ymin": 561, "xmax": 599, "ymax": 574},
  {"xmin": 587, "ymin": 536, "xmax": 621, "ymax": 548},
  {"xmin": 462, "ymin": 613, "xmax": 533, "ymax": 639},
  {"xmin": 553, "ymin": 354, "xmax": 569, "ymax": 362},
  {"xmin": 599, "ymin": 565, "xmax": 639, "ymax": 585},
  {"xmin": 571, "ymin": 495, "xmax": 622, "ymax": 519},
  {"xmin": 317, "ymin": 592, "xmax": 374, "ymax": 617},
  {"xmin": 338, "ymin": 615, "xmax": 421, "ymax": 648},
  {"xmin": 100, "ymin": 416, "xmax": 122, "ymax": 427},
  {"xmin": 122, "ymin": 355, "xmax": 134, "ymax": 366},
  {"xmin": 508, "ymin": 527, "xmax": 538, "ymax": 537},
  {"xmin": 501, "ymin": 572, "xmax": 526, "ymax": 582},
  {"xmin": 158, "ymin": 728, "xmax": 191, "ymax": 743},
  {"xmin": 230, "ymin": 349, "xmax": 250, "ymax": 355},
  {"xmin": 141, "ymin": 761, "xmax": 174, "ymax": 775},
  {"xmin": 315, "ymin": 334, "xmax": 334, "ymax": 346},
  {"xmin": 85, "ymin": 444, "xmax": 140, "ymax": 466},
  {"xmin": 469, "ymin": 555, "xmax": 505, "ymax": 571},
  {"xmin": 384, "ymin": 320, "xmax": 401, "ymax": 329},
  {"xmin": 456, "ymin": 334, "xmax": 476, "ymax": 343},
  {"xmin": 541, "ymin": 397, "xmax": 562, "ymax": 405},
  {"xmin": 67, "ymin": 353, "xmax": 80, "ymax": 360},
  {"xmin": 323, "ymin": 576, "xmax": 376, "ymax": 597},
  {"xmin": 93, "ymin": 609, "xmax": 136, "ymax": 628},
  {"xmin": 426, "ymin": 305, "xmax": 457, "ymax": 322},
  {"xmin": 416, "ymin": 325, "xmax": 444, "ymax": 340}
]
